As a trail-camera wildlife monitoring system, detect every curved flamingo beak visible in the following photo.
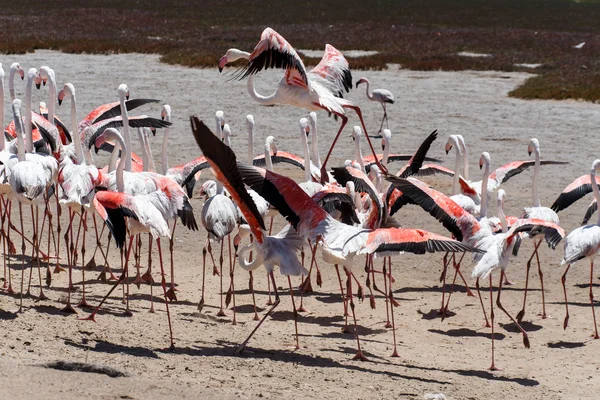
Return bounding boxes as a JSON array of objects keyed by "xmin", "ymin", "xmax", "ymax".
[
  {"xmin": 58, "ymin": 98, "xmax": 62, "ymax": 106},
  {"xmin": 218, "ymin": 55, "xmax": 228, "ymax": 73}
]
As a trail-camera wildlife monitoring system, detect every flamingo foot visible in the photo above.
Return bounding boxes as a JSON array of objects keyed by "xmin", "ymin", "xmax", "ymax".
[
  {"xmin": 217, "ymin": 308, "xmax": 226, "ymax": 317},
  {"xmin": 516, "ymin": 309, "xmax": 525, "ymax": 323},
  {"xmin": 503, "ymin": 278, "xmax": 515, "ymax": 286},
  {"xmin": 298, "ymin": 305, "xmax": 308, "ymax": 313},
  {"xmin": 45, "ymin": 268, "xmax": 52, "ymax": 287},
  {"xmin": 123, "ymin": 309, "xmax": 133, "ymax": 317},
  {"xmin": 85, "ymin": 258, "xmax": 97, "ymax": 271},
  {"xmin": 299, "ymin": 277, "xmax": 313, "ymax": 293},
  {"xmin": 266, "ymin": 299, "xmax": 273, "ymax": 306},
  {"xmin": 466, "ymin": 288, "xmax": 476, "ymax": 297},
  {"xmin": 53, "ymin": 264, "xmax": 65, "ymax": 274},
  {"xmin": 141, "ymin": 271, "xmax": 154, "ymax": 283},
  {"xmin": 390, "ymin": 349, "xmax": 399, "ymax": 358},
  {"xmin": 563, "ymin": 315, "xmax": 569, "ymax": 330},
  {"xmin": 341, "ymin": 325, "xmax": 352, "ymax": 334},
  {"xmin": 538, "ymin": 312, "xmax": 552, "ymax": 319},
  {"xmin": 489, "ymin": 364, "xmax": 503, "ymax": 371},
  {"xmin": 197, "ymin": 297, "xmax": 205, "ymax": 312},
  {"xmin": 132, "ymin": 273, "xmax": 143, "ymax": 288},
  {"xmin": 61, "ymin": 303, "xmax": 77, "ymax": 314},
  {"xmin": 6, "ymin": 284, "xmax": 14, "ymax": 294},
  {"xmin": 149, "ymin": 304, "xmax": 155, "ymax": 313},
  {"xmin": 78, "ymin": 312, "xmax": 97, "ymax": 322},
  {"xmin": 212, "ymin": 266, "xmax": 220, "ymax": 276},
  {"xmin": 352, "ymin": 351, "xmax": 369, "ymax": 362},
  {"xmin": 37, "ymin": 292, "xmax": 49, "ymax": 301},
  {"xmin": 77, "ymin": 299, "xmax": 91, "ymax": 308},
  {"xmin": 593, "ymin": 332, "xmax": 600, "ymax": 339},
  {"xmin": 384, "ymin": 321, "xmax": 392, "ymax": 329},
  {"xmin": 165, "ymin": 287, "xmax": 177, "ymax": 302}
]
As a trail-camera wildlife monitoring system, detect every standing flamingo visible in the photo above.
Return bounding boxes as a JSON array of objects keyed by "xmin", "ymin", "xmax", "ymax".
[
  {"xmin": 218, "ymin": 27, "xmax": 386, "ymax": 181},
  {"xmin": 560, "ymin": 159, "xmax": 600, "ymax": 340},
  {"xmin": 355, "ymin": 77, "xmax": 394, "ymax": 133}
]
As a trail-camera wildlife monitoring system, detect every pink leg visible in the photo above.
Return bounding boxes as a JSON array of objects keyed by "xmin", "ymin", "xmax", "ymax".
[
  {"xmin": 517, "ymin": 239, "xmax": 541, "ymax": 322},
  {"xmin": 156, "ymin": 239, "xmax": 175, "ymax": 350},
  {"xmin": 287, "ymin": 276, "xmax": 300, "ymax": 350},
  {"xmin": 344, "ymin": 267, "xmax": 369, "ymax": 361},
  {"xmin": 561, "ymin": 264, "xmax": 571, "ymax": 330},
  {"xmin": 346, "ymin": 105, "xmax": 388, "ymax": 175},
  {"xmin": 320, "ymin": 114, "xmax": 349, "ymax": 183},
  {"xmin": 589, "ymin": 261, "xmax": 599, "ymax": 339}
]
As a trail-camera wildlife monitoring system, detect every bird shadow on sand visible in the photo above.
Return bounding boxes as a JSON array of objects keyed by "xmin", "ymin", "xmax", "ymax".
[
  {"xmin": 429, "ymin": 328, "xmax": 506, "ymax": 340},
  {"xmin": 546, "ymin": 340, "xmax": 586, "ymax": 349},
  {"xmin": 574, "ymin": 282, "xmax": 600, "ymax": 289},
  {"xmin": 166, "ymin": 340, "xmax": 450, "ymax": 385},
  {"xmin": 0, "ymin": 309, "xmax": 18, "ymax": 320},
  {"xmin": 232, "ymin": 304, "xmax": 266, "ymax": 314},
  {"xmin": 499, "ymin": 321, "xmax": 543, "ymax": 333},
  {"xmin": 63, "ymin": 338, "xmax": 160, "ymax": 359},
  {"xmin": 270, "ymin": 310, "xmax": 345, "ymax": 326},
  {"xmin": 549, "ymin": 300, "xmax": 600, "ymax": 308},
  {"xmin": 418, "ymin": 309, "xmax": 457, "ymax": 320}
]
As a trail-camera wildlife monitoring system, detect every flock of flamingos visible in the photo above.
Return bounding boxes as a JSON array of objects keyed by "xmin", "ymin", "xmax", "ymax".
[{"xmin": 1, "ymin": 28, "xmax": 599, "ymax": 371}]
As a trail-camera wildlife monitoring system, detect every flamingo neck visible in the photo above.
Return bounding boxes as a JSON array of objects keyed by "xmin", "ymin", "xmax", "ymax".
[
  {"xmin": 8, "ymin": 68, "xmax": 16, "ymax": 102},
  {"xmin": 300, "ymin": 130, "xmax": 312, "ymax": 182},
  {"xmin": 70, "ymin": 94, "xmax": 85, "ymax": 164},
  {"xmin": 355, "ymin": 137, "xmax": 365, "ymax": 174},
  {"xmin": 479, "ymin": 161, "xmax": 490, "ymax": 218},
  {"xmin": 451, "ymin": 145, "xmax": 463, "ymax": 196},
  {"xmin": 47, "ymin": 71, "xmax": 56, "ymax": 132},
  {"xmin": 119, "ymin": 92, "xmax": 132, "ymax": 171},
  {"xmin": 532, "ymin": 147, "xmax": 541, "ymax": 207},
  {"xmin": 497, "ymin": 198, "xmax": 507, "ymax": 232},
  {"xmin": 108, "ymin": 140, "xmax": 120, "ymax": 173},
  {"xmin": 114, "ymin": 135, "xmax": 126, "ymax": 192},
  {"xmin": 137, "ymin": 128, "xmax": 149, "ymax": 172},
  {"xmin": 247, "ymin": 127, "xmax": 254, "ymax": 165},
  {"xmin": 362, "ymin": 79, "xmax": 374, "ymax": 100},
  {"xmin": 25, "ymin": 74, "xmax": 34, "ymax": 153},
  {"xmin": 591, "ymin": 167, "xmax": 600, "ymax": 226},
  {"xmin": 461, "ymin": 143, "xmax": 469, "ymax": 181},
  {"xmin": 161, "ymin": 117, "xmax": 170, "ymax": 175},
  {"xmin": 310, "ymin": 119, "xmax": 321, "ymax": 168},
  {"xmin": 238, "ymin": 242, "xmax": 264, "ymax": 271},
  {"xmin": 143, "ymin": 129, "xmax": 156, "ymax": 172},
  {"xmin": 247, "ymin": 75, "xmax": 278, "ymax": 106},
  {"xmin": 382, "ymin": 139, "xmax": 390, "ymax": 165},
  {"xmin": 13, "ymin": 105, "xmax": 25, "ymax": 162},
  {"xmin": 264, "ymin": 142, "xmax": 274, "ymax": 171}
]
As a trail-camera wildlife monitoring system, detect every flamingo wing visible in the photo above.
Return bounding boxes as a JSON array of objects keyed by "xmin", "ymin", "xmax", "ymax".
[
  {"xmin": 252, "ymin": 151, "xmax": 305, "ymax": 170},
  {"xmin": 94, "ymin": 191, "xmax": 140, "ymax": 249},
  {"xmin": 79, "ymin": 99, "xmax": 161, "ymax": 129},
  {"xmin": 175, "ymin": 156, "xmax": 210, "ymax": 197},
  {"xmin": 386, "ymin": 176, "xmax": 478, "ymax": 242},
  {"xmin": 312, "ymin": 190, "xmax": 360, "ymax": 225},
  {"xmin": 84, "ymin": 116, "xmax": 170, "ymax": 153},
  {"xmin": 360, "ymin": 228, "xmax": 482, "ymax": 256},
  {"xmin": 32, "ymin": 113, "xmax": 59, "ymax": 153},
  {"xmin": 506, "ymin": 218, "xmax": 565, "ymax": 249},
  {"xmin": 551, "ymin": 174, "xmax": 600, "ymax": 213},
  {"xmin": 237, "ymin": 27, "xmax": 309, "ymax": 90},
  {"xmin": 42, "ymin": 113, "xmax": 72, "ymax": 144},
  {"xmin": 331, "ymin": 166, "xmax": 384, "ymax": 225},
  {"xmin": 307, "ymin": 44, "xmax": 352, "ymax": 98},
  {"xmin": 190, "ymin": 117, "xmax": 266, "ymax": 242},
  {"xmin": 490, "ymin": 160, "xmax": 568, "ymax": 187},
  {"xmin": 581, "ymin": 199, "xmax": 597, "ymax": 226}
]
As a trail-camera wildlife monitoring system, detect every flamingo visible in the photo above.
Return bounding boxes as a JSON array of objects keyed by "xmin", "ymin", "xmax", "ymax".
[
  {"xmin": 218, "ymin": 27, "xmax": 386, "ymax": 181},
  {"xmin": 516, "ymin": 138, "xmax": 563, "ymax": 322},
  {"xmin": 471, "ymin": 189, "xmax": 564, "ymax": 370},
  {"xmin": 80, "ymin": 130, "xmax": 176, "ymax": 349},
  {"xmin": 190, "ymin": 116, "xmax": 482, "ymax": 359},
  {"xmin": 551, "ymin": 174, "xmax": 600, "ymax": 225},
  {"xmin": 8, "ymin": 62, "xmax": 24, "ymax": 101},
  {"xmin": 355, "ymin": 77, "xmax": 394, "ymax": 133},
  {"xmin": 560, "ymin": 159, "xmax": 600, "ymax": 340},
  {"xmin": 445, "ymin": 135, "xmax": 478, "ymax": 214}
]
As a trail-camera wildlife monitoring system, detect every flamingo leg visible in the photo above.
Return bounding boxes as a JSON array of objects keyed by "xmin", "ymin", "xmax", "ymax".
[
  {"xmin": 54, "ymin": 193, "xmax": 64, "ymax": 273},
  {"xmin": 156, "ymin": 238, "xmax": 175, "ymax": 350},
  {"xmin": 489, "ymin": 275, "xmax": 499, "ymax": 371},
  {"xmin": 166, "ymin": 219, "xmax": 178, "ymax": 301},
  {"xmin": 299, "ymin": 240, "xmax": 318, "ymax": 313},
  {"xmin": 382, "ymin": 258, "xmax": 391, "ymax": 328},
  {"xmin": 248, "ymin": 235, "xmax": 259, "ymax": 321},
  {"xmin": 79, "ymin": 236, "xmax": 135, "ymax": 322},
  {"xmin": 334, "ymin": 264, "xmax": 350, "ymax": 332},
  {"xmin": 377, "ymin": 103, "xmax": 386, "ymax": 134},
  {"xmin": 439, "ymin": 252, "xmax": 452, "ymax": 315},
  {"xmin": 287, "ymin": 276, "xmax": 300, "ymax": 350},
  {"xmin": 132, "ymin": 235, "xmax": 142, "ymax": 288},
  {"xmin": 561, "ymin": 263, "xmax": 571, "ymax": 330},
  {"xmin": 61, "ymin": 210, "xmax": 77, "ymax": 314},
  {"xmin": 1, "ymin": 197, "xmax": 10, "ymax": 293},
  {"xmin": 320, "ymin": 114, "xmax": 349, "ymax": 183},
  {"xmin": 497, "ymin": 270, "xmax": 530, "ymax": 349},
  {"xmin": 198, "ymin": 238, "xmax": 208, "ymax": 311},
  {"xmin": 217, "ymin": 237, "xmax": 226, "ymax": 317},
  {"xmin": 33, "ymin": 206, "xmax": 47, "ymax": 301},
  {"xmin": 442, "ymin": 252, "xmax": 468, "ymax": 320},
  {"xmin": 229, "ymin": 235, "xmax": 237, "ymax": 325},
  {"xmin": 147, "ymin": 234, "xmax": 155, "ymax": 313},
  {"xmin": 534, "ymin": 242, "xmax": 548, "ymax": 319},
  {"xmin": 344, "ymin": 267, "xmax": 369, "ymax": 361},
  {"xmin": 476, "ymin": 278, "xmax": 491, "ymax": 328},
  {"xmin": 266, "ymin": 217, "xmax": 274, "ymax": 306},
  {"xmin": 517, "ymin": 239, "xmax": 541, "ymax": 322},
  {"xmin": 17, "ymin": 203, "xmax": 26, "ymax": 313},
  {"xmin": 589, "ymin": 261, "xmax": 599, "ymax": 339},
  {"xmin": 235, "ymin": 271, "xmax": 280, "ymax": 355},
  {"xmin": 77, "ymin": 212, "xmax": 90, "ymax": 308},
  {"xmin": 388, "ymin": 257, "xmax": 399, "ymax": 357}
]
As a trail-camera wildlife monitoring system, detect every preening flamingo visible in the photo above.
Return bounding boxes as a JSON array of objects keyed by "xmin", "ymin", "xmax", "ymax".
[
  {"xmin": 218, "ymin": 27, "xmax": 386, "ymax": 181},
  {"xmin": 355, "ymin": 77, "xmax": 394, "ymax": 133}
]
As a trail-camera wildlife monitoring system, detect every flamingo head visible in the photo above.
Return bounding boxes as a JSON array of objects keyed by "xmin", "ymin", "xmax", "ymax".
[
  {"xmin": 39, "ymin": 66, "xmax": 54, "ymax": 87},
  {"xmin": 445, "ymin": 135, "xmax": 461, "ymax": 155},
  {"xmin": 161, "ymin": 104, "xmax": 171, "ymax": 122},
  {"xmin": 345, "ymin": 181, "xmax": 356, "ymax": 196},
  {"xmin": 344, "ymin": 159, "xmax": 352, "ymax": 167},
  {"xmin": 27, "ymin": 68, "xmax": 40, "ymax": 89},
  {"xmin": 39, "ymin": 101, "xmax": 48, "ymax": 114},
  {"xmin": 94, "ymin": 127, "xmax": 120, "ymax": 154},
  {"xmin": 351, "ymin": 126, "xmax": 362, "ymax": 142},
  {"xmin": 245, "ymin": 114, "xmax": 255, "ymax": 134},
  {"xmin": 199, "ymin": 180, "xmax": 218, "ymax": 198},
  {"xmin": 57, "ymin": 83, "xmax": 75, "ymax": 106},
  {"xmin": 265, "ymin": 136, "xmax": 277, "ymax": 157},
  {"xmin": 218, "ymin": 48, "xmax": 250, "ymax": 72},
  {"xmin": 11, "ymin": 63, "xmax": 24, "ymax": 80},
  {"xmin": 497, "ymin": 189, "xmax": 506, "ymax": 207},
  {"xmin": 299, "ymin": 117, "xmax": 309, "ymax": 137},
  {"xmin": 215, "ymin": 110, "xmax": 225, "ymax": 133},
  {"xmin": 118, "ymin": 84, "xmax": 130, "ymax": 100},
  {"xmin": 528, "ymin": 138, "xmax": 539, "ymax": 156},
  {"xmin": 355, "ymin": 77, "xmax": 368, "ymax": 88},
  {"xmin": 479, "ymin": 152, "xmax": 491, "ymax": 170},
  {"xmin": 381, "ymin": 128, "xmax": 391, "ymax": 151}
]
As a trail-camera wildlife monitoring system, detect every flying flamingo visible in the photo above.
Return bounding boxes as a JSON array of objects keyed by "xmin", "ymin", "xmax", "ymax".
[
  {"xmin": 560, "ymin": 159, "xmax": 600, "ymax": 340},
  {"xmin": 190, "ymin": 116, "xmax": 481, "ymax": 359},
  {"xmin": 355, "ymin": 77, "xmax": 394, "ymax": 133},
  {"xmin": 218, "ymin": 27, "xmax": 386, "ymax": 181}
]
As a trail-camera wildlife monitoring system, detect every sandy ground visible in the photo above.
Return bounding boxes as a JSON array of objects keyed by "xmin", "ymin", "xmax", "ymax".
[{"xmin": 0, "ymin": 50, "xmax": 600, "ymax": 399}]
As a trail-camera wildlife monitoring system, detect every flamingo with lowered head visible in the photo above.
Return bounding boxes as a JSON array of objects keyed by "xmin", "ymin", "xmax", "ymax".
[{"xmin": 218, "ymin": 27, "xmax": 386, "ymax": 181}]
